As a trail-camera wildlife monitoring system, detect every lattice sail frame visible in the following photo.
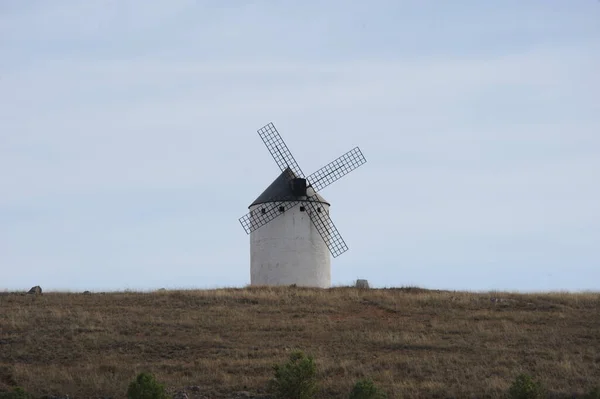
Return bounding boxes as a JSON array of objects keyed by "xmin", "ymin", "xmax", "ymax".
[
  {"xmin": 303, "ymin": 201, "xmax": 348, "ymax": 257},
  {"xmin": 257, "ymin": 123, "xmax": 305, "ymax": 178},
  {"xmin": 306, "ymin": 147, "xmax": 366, "ymax": 192},
  {"xmin": 239, "ymin": 122, "xmax": 365, "ymax": 257}
]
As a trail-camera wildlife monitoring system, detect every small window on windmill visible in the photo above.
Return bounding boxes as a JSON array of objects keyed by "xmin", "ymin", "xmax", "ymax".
[
  {"xmin": 317, "ymin": 207, "xmax": 322, "ymax": 213},
  {"xmin": 278, "ymin": 206, "xmax": 285, "ymax": 212},
  {"xmin": 299, "ymin": 206, "xmax": 305, "ymax": 212},
  {"xmin": 261, "ymin": 208, "xmax": 266, "ymax": 214}
]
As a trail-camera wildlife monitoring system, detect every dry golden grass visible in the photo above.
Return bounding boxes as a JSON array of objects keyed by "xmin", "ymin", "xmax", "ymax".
[{"xmin": 1, "ymin": 287, "xmax": 599, "ymax": 398}]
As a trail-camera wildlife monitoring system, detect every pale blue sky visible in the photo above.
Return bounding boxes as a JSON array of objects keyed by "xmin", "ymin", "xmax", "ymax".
[{"xmin": 1, "ymin": 1, "xmax": 599, "ymax": 292}]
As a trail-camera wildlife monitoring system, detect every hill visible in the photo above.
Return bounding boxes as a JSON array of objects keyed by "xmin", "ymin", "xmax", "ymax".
[{"xmin": 1, "ymin": 287, "xmax": 599, "ymax": 398}]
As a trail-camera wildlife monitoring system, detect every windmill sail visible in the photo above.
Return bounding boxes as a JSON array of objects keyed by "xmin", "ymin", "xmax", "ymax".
[
  {"xmin": 257, "ymin": 122, "xmax": 305, "ymax": 178},
  {"xmin": 306, "ymin": 147, "xmax": 366, "ymax": 192},
  {"xmin": 303, "ymin": 201, "xmax": 349, "ymax": 258}
]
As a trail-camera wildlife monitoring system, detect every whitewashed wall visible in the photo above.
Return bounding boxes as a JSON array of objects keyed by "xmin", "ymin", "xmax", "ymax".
[{"xmin": 249, "ymin": 202, "xmax": 331, "ymax": 288}]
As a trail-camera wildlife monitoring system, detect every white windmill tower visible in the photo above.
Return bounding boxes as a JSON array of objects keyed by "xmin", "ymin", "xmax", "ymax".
[{"xmin": 239, "ymin": 122, "xmax": 366, "ymax": 288}]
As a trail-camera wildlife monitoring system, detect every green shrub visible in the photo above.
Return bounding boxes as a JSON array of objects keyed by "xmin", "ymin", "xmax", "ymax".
[
  {"xmin": 349, "ymin": 378, "xmax": 387, "ymax": 399},
  {"xmin": 126, "ymin": 372, "xmax": 169, "ymax": 399},
  {"xmin": 584, "ymin": 387, "xmax": 600, "ymax": 399},
  {"xmin": 508, "ymin": 374, "xmax": 545, "ymax": 399},
  {"xmin": 268, "ymin": 350, "xmax": 318, "ymax": 399},
  {"xmin": 0, "ymin": 387, "xmax": 32, "ymax": 399}
]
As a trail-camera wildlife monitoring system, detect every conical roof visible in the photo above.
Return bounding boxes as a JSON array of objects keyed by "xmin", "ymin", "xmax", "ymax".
[{"xmin": 249, "ymin": 168, "xmax": 329, "ymax": 208}]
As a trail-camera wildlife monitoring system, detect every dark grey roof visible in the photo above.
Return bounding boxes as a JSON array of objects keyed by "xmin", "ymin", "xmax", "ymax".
[{"xmin": 249, "ymin": 167, "xmax": 329, "ymax": 208}]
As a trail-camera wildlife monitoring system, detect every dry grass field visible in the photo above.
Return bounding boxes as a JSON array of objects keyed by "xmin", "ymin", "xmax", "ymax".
[{"xmin": 1, "ymin": 287, "xmax": 599, "ymax": 398}]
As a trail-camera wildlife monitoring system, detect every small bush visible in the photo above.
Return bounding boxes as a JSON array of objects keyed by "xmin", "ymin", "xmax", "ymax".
[
  {"xmin": 508, "ymin": 374, "xmax": 545, "ymax": 399},
  {"xmin": 0, "ymin": 387, "xmax": 32, "ymax": 399},
  {"xmin": 349, "ymin": 378, "xmax": 387, "ymax": 399},
  {"xmin": 268, "ymin": 350, "xmax": 318, "ymax": 399},
  {"xmin": 126, "ymin": 372, "xmax": 169, "ymax": 399},
  {"xmin": 584, "ymin": 387, "xmax": 600, "ymax": 399}
]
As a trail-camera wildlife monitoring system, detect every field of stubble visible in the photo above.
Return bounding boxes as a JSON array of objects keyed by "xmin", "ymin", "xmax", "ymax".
[{"xmin": 1, "ymin": 287, "xmax": 599, "ymax": 398}]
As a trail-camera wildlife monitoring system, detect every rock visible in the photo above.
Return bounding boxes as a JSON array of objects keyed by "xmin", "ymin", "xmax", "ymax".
[
  {"xmin": 355, "ymin": 279, "xmax": 370, "ymax": 289},
  {"xmin": 172, "ymin": 391, "xmax": 189, "ymax": 399},
  {"xmin": 27, "ymin": 286, "xmax": 42, "ymax": 295},
  {"xmin": 186, "ymin": 386, "xmax": 201, "ymax": 392}
]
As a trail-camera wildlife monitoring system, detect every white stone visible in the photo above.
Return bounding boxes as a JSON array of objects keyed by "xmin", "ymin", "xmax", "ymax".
[{"xmin": 355, "ymin": 279, "xmax": 370, "ymax": 289}]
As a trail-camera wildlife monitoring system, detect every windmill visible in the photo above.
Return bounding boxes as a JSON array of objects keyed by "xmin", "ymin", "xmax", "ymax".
[{"xmin": 239, "ymin": 122, "xmax": 366, "ymax": 288}]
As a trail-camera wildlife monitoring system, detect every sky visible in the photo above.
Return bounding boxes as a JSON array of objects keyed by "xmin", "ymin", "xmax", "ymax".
[{"xmin": 1, "ymin": 1, "xmax": 599, "ymax": 292}]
